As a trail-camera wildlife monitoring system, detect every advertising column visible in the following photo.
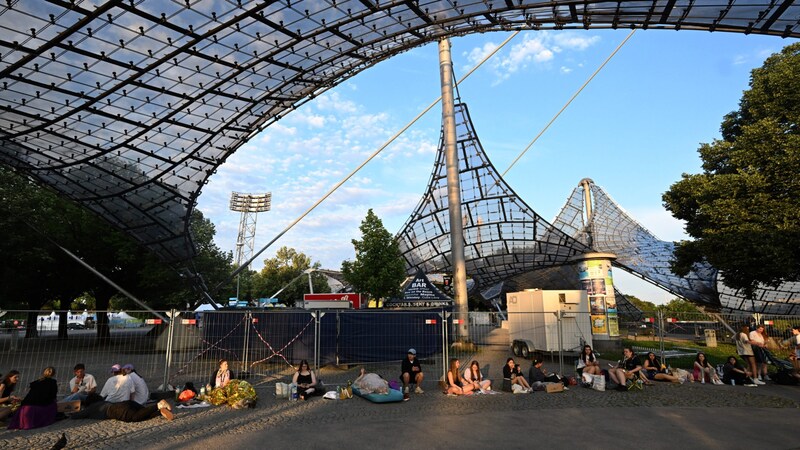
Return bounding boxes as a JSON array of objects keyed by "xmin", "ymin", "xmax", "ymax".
[{"xmin": 573, "ymin": 253, "xmax": 620, "ymax": 353}]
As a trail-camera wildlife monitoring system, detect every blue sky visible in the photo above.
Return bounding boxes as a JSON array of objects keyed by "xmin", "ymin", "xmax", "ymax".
[{"xmin": 195, "ymin": 29, "xmax": 789, "ymax": 304}]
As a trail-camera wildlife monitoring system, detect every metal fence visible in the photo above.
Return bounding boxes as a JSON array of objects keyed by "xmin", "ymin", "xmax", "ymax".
[{"xmin": 1, "ymin": 309, "xmax": 798, "ymax": 397}]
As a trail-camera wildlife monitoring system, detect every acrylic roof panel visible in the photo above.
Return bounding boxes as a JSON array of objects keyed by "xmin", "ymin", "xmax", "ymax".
[{"xmin": 2, "ymin": 1, "xmax": 799, "ymax": 263}]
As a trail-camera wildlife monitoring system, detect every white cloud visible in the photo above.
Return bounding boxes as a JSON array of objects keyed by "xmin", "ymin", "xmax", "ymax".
[{"xmin": 560, "ymin": 66, "xmax": 572, "ymax": 74}]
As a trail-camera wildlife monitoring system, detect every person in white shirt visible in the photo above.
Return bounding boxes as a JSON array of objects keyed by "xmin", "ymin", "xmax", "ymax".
[
  {"xmin": 122, "ymin": 364, "xmax": 149, "ymax": 405},
  {"xmin": 63, "ymin": 363, "xmax": 97, "ymax": 402},
  {"xmin": 749, "ymin": 325, "xmax": 769, "ymax": 382},
  {"xmin": 100, "ymin": 364, "xmax": 135, "ymax": 403},
  {"xmin": 463, "ymin": 360, "xmax": 491, "ymax": 392}
]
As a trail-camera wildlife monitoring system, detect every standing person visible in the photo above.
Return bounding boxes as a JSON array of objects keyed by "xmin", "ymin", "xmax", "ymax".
[
  {"xmin": 100, "ymin": 364, "xmax": 135, "ymax": 403},
  {"xmin": 0, "ymin": 370, "xmax": 21, "ymax": 422},
  {"xmin": 577, "ymin": 345, "xmax": 602, "ymax": 376},
  {"xmin": 693, "ymin": 352, "xmax": 723, "ymax": 384},
  {"xmin": 749, "ymin": 325, "xmax": 769, "ymax": 382},
  {"xmin": 63, "ymin": 363, "xmax": 97, "ymax": 402},
  {"xmin": 609, "ymin": 347, "xmax": 643, "ymax": 391},
  {"xmin": 502, "ymin": 358, "xmax": 531, "ymax": 393},
  {"xmin": 736, "ymin": 325, "xmax": 763, "ymax": 385},
  {"xmin": 122, "ymin": 364, "xmax": 149, "ymax": 405},
  {"xmin": 7, "ymin": 367, "xmax": 58, "ymax": 430},
  {"xmin": 291, "ymin": 360, "xmax": 319, "ymax": 401},
  {"xmin": 445, "ymin": 359, "xmax": 474, "ymax": 396},
  {"xmin": 463, "ymin": 360, "xmax": 491, "ymax": 392},
  {"xmin": 207, "ymin": 359, "xmax": 233, "ymax": 391},
  {"xmin": 401, "ymin": 348, "xmax": 424, "ymax": 401}
]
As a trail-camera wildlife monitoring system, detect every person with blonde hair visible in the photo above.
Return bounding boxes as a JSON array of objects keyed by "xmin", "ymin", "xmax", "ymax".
[
  {"xmin": 7, "ymin": 367, "xmax": 58, "ymax": 430},
  {"xmin": 445, "ymin": 359, "xmax": 474, "ymax": 396}
]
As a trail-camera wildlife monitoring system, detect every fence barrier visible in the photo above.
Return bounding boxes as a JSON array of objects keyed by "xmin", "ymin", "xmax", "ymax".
[{"xmin": 1, "ymin": 309, "xmax": 797, "ymax": 396}]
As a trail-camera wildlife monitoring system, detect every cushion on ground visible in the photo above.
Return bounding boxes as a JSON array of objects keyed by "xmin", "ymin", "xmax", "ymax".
[{"xmin": 352, "ymin": 386, "xmax": 404, "ymax": 403}]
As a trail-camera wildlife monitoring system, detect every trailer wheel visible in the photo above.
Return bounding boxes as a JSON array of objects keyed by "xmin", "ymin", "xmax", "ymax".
[
  {"xmin": 520, "ymin": 343, "xmax": 530, "ymax": 359},
  {"xmin": 511, "ymin": 341, "xmax": 521, "ymax": 356}
]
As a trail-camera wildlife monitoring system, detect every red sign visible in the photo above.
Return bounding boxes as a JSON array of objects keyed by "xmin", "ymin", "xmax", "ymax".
[
  {"xmin": 181, "ymin": 319, "xmax": 196, "ymax": 325},
  {"xmin": 303, "ymin": 293, "xmax": 364, "ymax": 309},
  {"xmin": 643, "ymin": 318, "xmax": 654, "ymax": 323},
  {"xmin": 764, "ymin": 320, "xmax": 774, "ymax": 325},
  {"xmin": 146, "ymin": 319, "xmax": 162, "ymax": 325},
  {"xmin": 425, "ymin": 319, "xmax": 437, "ymax": 325},
  {"xmin": 252, "ymin": 318, "xmax": 259, "ymax": 324},
  {"xmin": 667, "ymin": 318, "xmax": 678, "ymax": 323}
]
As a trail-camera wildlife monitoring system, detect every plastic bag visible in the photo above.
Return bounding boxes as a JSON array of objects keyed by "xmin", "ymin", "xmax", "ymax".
[{"xmin": 591, "ymin": 374, "xmax": 605, "ymax": 392}]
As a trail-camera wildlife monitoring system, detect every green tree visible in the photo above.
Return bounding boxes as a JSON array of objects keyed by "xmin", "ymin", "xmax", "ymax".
[
  {"xmin": 341, "ymin": 209, "xmax": 406, "ymax": 301},
  {"xmin": 252, "ymin": 247, "xmax": 328, "ymax": 306},
  {"xmin": 622, "ymin": 294, "xmax": 658, "ymax": 313},
  {"xmin": 663, "ymin": 43, "xmax": 800, "ymax": 298}
]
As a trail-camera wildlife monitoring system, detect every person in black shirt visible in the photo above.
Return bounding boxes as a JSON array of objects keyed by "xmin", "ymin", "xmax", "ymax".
[
  {"xmin": 401, "ymin": 348, "xmax": 424, "ymax": 400},
  {"xmin": 7, "ymin": 367, "xmax": 58, "ymax": 430},
  {"xmin": 609, "ymin": 347, "xmax": 642, "ymax": 390}
]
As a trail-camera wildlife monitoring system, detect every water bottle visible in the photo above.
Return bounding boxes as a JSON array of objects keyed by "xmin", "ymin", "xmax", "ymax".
[
  {"xmin": 701, "ymin": 373, "xmax": 705, "ymax": 384},
  {"xmin": 175, "ymin": 387, "xmax": 180, "ymax": 400},
  {"xmin": 290, "ymin": 384, "xmax": 298, "ymax": 401},
  {"xmin": 200, "ymin": 386, "xmax": 206, "ymax": 397},
  {"xmin": 731, "ymin": 379, "xmax": 735, "ymax": 386}
]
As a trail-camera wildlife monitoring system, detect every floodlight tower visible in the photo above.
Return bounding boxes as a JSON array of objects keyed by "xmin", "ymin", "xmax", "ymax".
[{"xmin": 229, "ymin": 192, "xmax": 272, "ymax": 301}]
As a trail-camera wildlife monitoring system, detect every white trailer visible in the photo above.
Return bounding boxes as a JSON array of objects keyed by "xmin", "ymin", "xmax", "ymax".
[{"xmin": 506, "ymin": 289, "xmax": 592, "ymax": 358}]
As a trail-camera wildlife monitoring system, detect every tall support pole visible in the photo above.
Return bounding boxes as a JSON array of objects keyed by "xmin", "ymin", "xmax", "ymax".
[{"xmin": 438, "ymin": 38, "xmax": 469, "ymax": 342}]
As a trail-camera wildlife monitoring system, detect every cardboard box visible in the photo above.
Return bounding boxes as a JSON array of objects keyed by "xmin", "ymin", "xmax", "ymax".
[{"xmin": 545, "ymin": 383, "xmax": 564, "ymax": 393}]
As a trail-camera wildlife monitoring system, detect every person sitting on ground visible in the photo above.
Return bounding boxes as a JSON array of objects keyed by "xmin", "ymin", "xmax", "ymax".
[
  {"xmin": 736, "ymin": 325, "xmax": 763, "ymax": 385},
  {"xmin": 722, "ymin": 356, "xmax": 757, "ymax": 386},
  {"xmin": 502, "ymin": 358, "xmax": 531, "ymax": 393},
  {"xmin": 643, "ymin": 352, "xmax": 679, "ymax": 384},
  {"xmin": 292, "ymin": 360, "xmax": 319, "ymax": 401},
  {"xmin": 445, "ymin": 359, "xmax": 474, "ymax": 396},
  {"xmin": 71, "ymin": 398, "xmax": 173, "ymax": 422},
  {"xmin": 693, "ymin": 352, "xmax": 723, "ymax": 385},
  {"xmin": 577, "ymin": 345, "xmax": 602, "ymax": 376},
  {"xmin": 63, "ymin": 363, "xmax": 97, "ymax": 403},
  {"xmin": 401, "ymin": 348, "xmax": 424, "ymax": 401},
  {"xmin": 0, "ymin": 370, "xmax": 21, "ymax": 422},
  {"xmin": 99, "ymin": 364, "xmax": 135, "ymax": 403},
  {"xmin": 122, "ymin": 364, "xmax": 149, "ymax": 405},
  {"xmin": 353, "ymin": 368, "xmax": 389, "ymax": 395},
  {"xmin": 780, "ymin": 326, "xmax": 800, "ymax": 381},
  {"xmin": 529, "ymin": 358, "xmax": 565, "ymax": 390},
  {"xmin": 207, "ymin": 359, "xmax": 235, "ymax": 393},
  {"xmin": 609, "ymin": 347, "xmax": 643, "ymax": 390},
  {"xmin": 463, "ymin": 360, "xmax": 491, "ymax": 392},
  {"xmin": 7, "ymin": 367, "xmax": 58, "ymax": 430}
]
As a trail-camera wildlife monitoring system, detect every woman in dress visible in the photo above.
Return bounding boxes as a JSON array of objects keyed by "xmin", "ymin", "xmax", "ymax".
[
  {"xmin": 292, "ymin": 360, "xmax": 319, "ymax": 400},
  {"xmin": 445, "ymin": 359, "xmax": 474, "ymax": 396},
  {"xmin": 0, "ymin": 370, "xmax": 21, "ymax": 422},
  {"xmin": 463, "ymin": 360, "xmax": 491, "ymax": 392},
  {"xmin": 7, "ymin": 367, "xmax": 58, "ymax": 430}
]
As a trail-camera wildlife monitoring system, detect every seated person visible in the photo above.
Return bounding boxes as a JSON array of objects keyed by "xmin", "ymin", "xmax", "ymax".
[
  {"xmin": 502, "ymin": 358, "xmax": 531, "ymax": 393},
  {"xmin": 693, "ymin": 352, "xmax": 723, "ymax": 384},
  {"xmin": 609, "ymin": 347, "xmax": 643, "ymax": 390},
  {"xmin": 292, "ymin": 360, "xmax": 319, "ymax": 400},
  {"xmin": 354, "ymin": 368, "xmax": 389, "ymax": 395},
  {"xmin": 577, "ymin": 345, "xmax": 602, "ymax": 376},
  {"xmin": 529, "ymin": 359, "xmax": 564, "ymax": 389},
  {"xmin": 722, "ymin": 356, "xmax": 757, "ymax": 386},
  {"xmin": 781, "ymin": 326, "xmax": 800, "ymax": 381},
  {"xmin": 643, "ymin": 352, "xmax": 679, "ymax": 384},
  {"xmin": 71, "ymin": 398, "xmax": 173, "ymax": 422},
  {"xmin": 7, "ymin": 367, "xmax": 58, "ymax": 430},
  {"xmin": 463, "ymin": 360, "xmax": 491, "ymax": 392},
  {"xmin": 99, "ymin": 364, "xmax": 135, "ymax": 403},
  {"xmin": 401, "ymin": 348, "xmax": 424, "ymax": 401},
  {"xmin": 0, "ymin": 370, "xmax": 21, "ymax": 422},
  {"xmin": 122, "ymin": 364, "xmax": 149, "ymax": 405},
  {"xmin": 445, "ymin": 359, "xmax": 474, "ymax": 396},
  {"xmin": 207, "ymin": 359, "xmax": 233, "ymax": 392},
  {"xmin": 64, "ymin": 363, "xmax": 97, "ymax": 403}
]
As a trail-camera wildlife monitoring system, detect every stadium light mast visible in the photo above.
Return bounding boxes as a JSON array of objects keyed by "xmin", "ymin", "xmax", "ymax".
[{"xmin": 229, "ymin": 192, "xmax": 272, "ymax": 302}]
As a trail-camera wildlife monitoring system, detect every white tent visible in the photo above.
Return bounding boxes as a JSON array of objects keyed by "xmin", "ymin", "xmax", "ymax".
[{"xmin": 194, "ymin": 303, "xmax": 222, "ymax": 312}]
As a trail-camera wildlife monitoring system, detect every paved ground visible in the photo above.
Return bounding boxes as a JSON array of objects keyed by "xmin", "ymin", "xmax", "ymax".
[{"xmin": 2, "ymin": 327, "xmax": 799, "ymax": 449}]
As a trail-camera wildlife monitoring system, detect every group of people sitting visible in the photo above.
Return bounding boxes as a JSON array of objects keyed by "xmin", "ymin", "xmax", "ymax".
[{"xmin": 0, "ymin": 363, "xmax": 173, "ymax": 431}]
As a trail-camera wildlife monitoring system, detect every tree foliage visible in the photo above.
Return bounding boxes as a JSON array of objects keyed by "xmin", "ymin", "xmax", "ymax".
[
  {"xmin": 341, "ymin": 209, "xmax": 407, "ymax": 301},
  {"xmin": 663, "ymin": 43, "xmax": 800, "ymax": 298},
  {"xmin": 251, "ymin": 246, "xmax": 328, "ymax": 306}
]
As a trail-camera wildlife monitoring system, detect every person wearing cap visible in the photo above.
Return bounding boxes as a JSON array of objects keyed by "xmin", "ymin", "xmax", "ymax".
[
  {"xmin": 99, "ymin": 364, "xmax": 135, "ymax": 403},
  {"xmin": 401, "ymin": 348, "xmax": 424, "ymax": 401},
  {"xmin": 122, "ymin": 364, "xmax": 149, "ymax": 405},
  {"xmin": 63, "ymin": 363, "xmax": 97, "ymax": 402}
]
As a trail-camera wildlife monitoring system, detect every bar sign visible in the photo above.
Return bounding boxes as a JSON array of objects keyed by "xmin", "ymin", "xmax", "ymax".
[
  {"xmin": 145, "ymin": 319, "xmax": 162, "ymax": 325},
  {"xmin": 425, "ymin": 319, "xmax": 437, "ymax": 325},
  {"xmin": 181, "ymin": 319, "xmax": 196, "ymax": 325}
]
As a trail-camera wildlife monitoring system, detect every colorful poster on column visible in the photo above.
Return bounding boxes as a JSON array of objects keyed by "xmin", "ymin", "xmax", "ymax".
[
  {"xmin": 579, "ymin": 258, "xmax": 618, "ymax": 337},
  {"xmin": 591, "ymin": 315, "xmax": 608, "ymax": 334},
  {"xmin": 607, "ymin": 316, "xmax": 620, "ymax": 337}
]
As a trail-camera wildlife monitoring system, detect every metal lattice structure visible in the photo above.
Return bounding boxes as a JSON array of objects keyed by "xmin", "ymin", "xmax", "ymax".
[
  {"xmin": 396, "ymin": 102, "xmax": 591, "ymax": 286},
  {"xmin": 2, "ymin": 2, "xmax": 800, "ymax": 270}
]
